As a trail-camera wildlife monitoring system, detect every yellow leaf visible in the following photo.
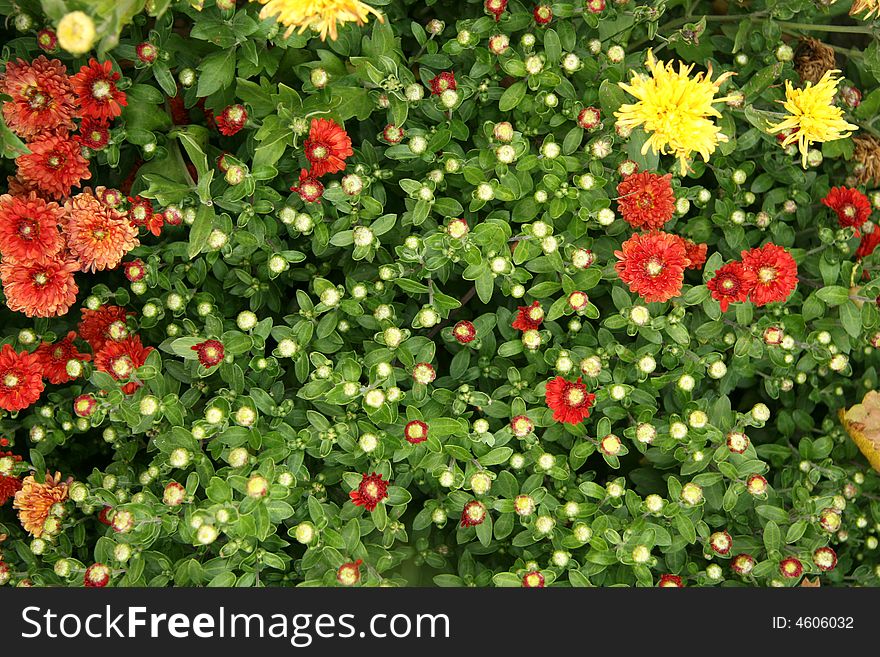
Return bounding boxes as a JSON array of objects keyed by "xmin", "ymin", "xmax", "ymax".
[{"xmin": 839, "ymin": 390, "xmax": 880, "ymax": 472}]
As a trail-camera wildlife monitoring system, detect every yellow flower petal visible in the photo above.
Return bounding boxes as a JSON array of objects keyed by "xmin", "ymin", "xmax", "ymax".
[
  {"xmin": 767, "ymin": 70, "xmax": 858, "ymax": 168},
  {"xmin": 252, "ymin": 0, "xmax": 383, "ymax": 41},
  {"xmin": 614, "ymin": 50, "xmax": 734, "ymax": 175}
]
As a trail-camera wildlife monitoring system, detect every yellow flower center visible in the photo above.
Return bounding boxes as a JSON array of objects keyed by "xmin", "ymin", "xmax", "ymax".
[
  {"xmin": 645, "ymin": 257, "xmax": 663, "ymax": 277},
  {"xmin": 758, "ymin": 267, "xmax": 777, "ymax": 284},
  {"xmin": 111, "ymin": 356, "xmax": 134, "ymax": 378},
  {"xmin": 566, "ymin": 387, "xmax": 585, "ymax": 405},
  {"xmin": 92, "ymin": 80, "xmax": 111, "ymax": 99},
  {"xmin": 4, "ymin": 373, "xmax": 19, "ymax": 388}
]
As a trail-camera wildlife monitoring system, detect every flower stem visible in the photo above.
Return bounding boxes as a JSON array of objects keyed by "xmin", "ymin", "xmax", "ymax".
[{"xmin": 775, "ymin": 21, "xmax": 876, "ymax": 35}]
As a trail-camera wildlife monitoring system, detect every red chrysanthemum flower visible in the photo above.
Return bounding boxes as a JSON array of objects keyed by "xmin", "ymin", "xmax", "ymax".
[
  {"xmin": 97, "ymin": 506, "xmax": 113, "ymax": 526},
  {"xmin": 707, "ymin": 261, "xmax": 756, "ymax": 312},
  {"xmin": 679, "ymin": 237, "xmax": 708, "ymax": 270},
  {"xmin": 485, "ymin": 0, "xmax": 508, "ymax": 20},
  {"xmin": 75, "ymin": 117, "xmax": 111, "ymax": 150},
  {"xmin": 741, "ymin": 243, "xmax": 798, "ymax": 307},
  {"xmin": 460, "ymin": 500, "xmax": 487, "ymax": 527},
  {"xmin": 78, "ymin": 305, "xmax": 132, "ymax": 352},
  {"xmin": 0, "ymin": 257, "xmax": 79, "ymax": 318},
  {"xmin": 94, "ymin": 335, "xmax": 153, "ymax": 395},
  {"xmin": 657, "ymin": 574, "xmax": 683, "ymax": 587},
  {"xmin": 216, "ymin": 104, "xmax": 248, "ymax": 136},
  {"xmin": 404, "ymin": 420, "xmax": 428, "ymax": 444},
  {"xmin": 192, "ymin": 339, "xmax": 225, "ymax": 368},
  {"xmin": 349, "ymin": 472, "xmax": 389, "ymax": 511},
  {"xmin": 0, "ymin": 192, "xmax": 65, "ymax": 263},
  {"xmin": 291, "ymin": 169, "xmax": 324, "ymax": 203},
  {"xmin": 127, "ymin": 195, "xmax": 153, "ymax": 227},
  {"xmin": 135, "ymin": 42, "xmax": 159, "ymax": 65},
  {"xmin": 821, "ymin": 186, "xmax": 871, "ymax": 230},
  {"xmin": 73, "ymin": 393, "xmax": 97, "ymax": 417},
  {"xmin": 512, "ymin": 300, "xmax": 544, "ymax": 331},
  {"xmin": 0, "ymin": 56, "xmax": 77, "ymax": 139},
  {"xmin": 303, "ymin": 118, "xmax": 353, "ymax": 178},
  {"xmin": 779, "ymin": 557, "xmax": 803, "ymax": 579},
  {"xmin": 856, "ymin": 224, "xmax": 880, "ymax": 259},
  {"xmin": 123, "ymin": 259, "xmax": 146, "ymax": 282},
  {"xmin": 616, "ymin": 172, "xmax": 675, "ymax": 230},
  {"xmin": 533, "ymin": 4, "xmax": 553, "ymax": 23},
  {"xmin": 70, "ymin": 59, "xmax": 127, "ymax": 121},
  {"xmin": 336, "ymin": 559, "xmax": 362, "ymax": 586},
  {"xmin": 382, "ymin": 124, "xmax": 404, "ymax": 144},
  {"xmin": 544, "ymin": 376, "xmax": 596, "ymax": 424},
  {"xmin": 16, "ymin": 134, "xmax": 91, "ymax": 199},
  {"xmin": 0, "ymin": 473, "xmax": 22, "ymax": 506},
  {"xmin": 813, "ymin": 546, "xmax": 837, "ymax": 572},
  {"xmin": 522, "ymin": 571, "xmax": 545, "ymax": 588},
  {"xmin": 65, "ymin": 190, "xmax": 139, "ymax": 272},
  {"xmin": 83, "ymin": 563, "xmax": 111, "ymax": 588},
  {"xmin": 34, "ymin": 331, "xmax": 91, "ymax": 385},
  {"xmin": 577, "ymin": 107, "xmax": 601, "ymax": 130},
  {"xmin": 0, "ymin": 344, "xmax": 44, "ymax": 412},
  {"xmin": 614, "ymin": 231, "xmax": 689, "ymax": 303},
  {"xmin": 429, "ymin": 71, "xmax": 457, "ymax": 96},
  {"xmin": 37, "ymin": 29, "xmax": 58, "ymax": 53},
  {"xmin": 452, "ymin": 320, "xmax": 476, "ymax": 344}
]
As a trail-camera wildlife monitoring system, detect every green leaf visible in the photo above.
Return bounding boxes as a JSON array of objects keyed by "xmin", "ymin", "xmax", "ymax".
[{"xmin": 499, "ymin": 82, "xmax": 527, "ymax": 111}]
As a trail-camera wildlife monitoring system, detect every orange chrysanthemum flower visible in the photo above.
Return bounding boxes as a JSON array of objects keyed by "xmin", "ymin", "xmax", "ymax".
[
  {"xmin": 78, "ymin": 305, "xmax": 132, "ymax": 352},
  {"xmin": 12, "ymin": 472, "xmax": 68, "ymax": 538},
  {"xmin": 680, "ymin": 237, "xmax": 708, "ymax": 270},
  {"xmin": 0, "ymin": 257, "xmax": 79, "ymax": 318},
  {"xmin": 16, "ymin": 134, "xmax": 91, "ymax": 200},
  {"xmin": 304, "ymin": 118, "xmax": 353, "ymax": 178},
  {"xmin": 64, "ymin": 189, "xmax": 139, "ymax": 272},
  {"xmin": 34, "ymin": 331, "xmax": 91, "ymax": 385},
  {"xmin": 0, "ymin": 192, "xmax": 65, "ymax": 263},
  {"xmin": 741, "ymin": 243, "xmax": 798, "ymax": 307},
  {"xmin": 616, "ymin": 171, "xmax": 675, "ymax": 230},
  {"xmin": 95, "ymin": 335, "xmax": 153, "ymax": 395},
  {"xmin": 614, "ymin": 231, "xmax": 689, "ymax": 303},
  {"xmin": 70, "ymin": 59, "xmax": 127, "ymax": 121},
  {"xmin": 0, "ymin": 56, "xmax": 78, "ymax": 139},
  {"xmin": 0, "ymin": 344, "xmax": 44, "ymax": 412}
]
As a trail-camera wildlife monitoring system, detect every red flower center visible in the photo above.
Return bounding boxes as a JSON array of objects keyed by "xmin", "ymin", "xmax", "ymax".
[
  {"xmin": 637, "ymin": 192, "xmax": 654, "ymax": 209},
  {"xmin": 46, "ymin": 154, "xmax": 63, "ymax": 168}
]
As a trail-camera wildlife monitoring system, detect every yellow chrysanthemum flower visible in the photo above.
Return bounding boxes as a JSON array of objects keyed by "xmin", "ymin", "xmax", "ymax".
[
  {"xmin": 767, "ymin": 70, "xmax": 858, "ymax": 168},
  {"xmin": 850, "ymin": 0, "xmax": 880, "ymax": 19},
  {"xmin": 56, "ymin": 11, "xmax": 96, "ymax": 55},
  {"xmin": 252, "ymin": 0, "xmax": 383, "ymax": 41},
  {"xmin": 615, "ymin": 50, "xmax": 735, "ymax": 175}
]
